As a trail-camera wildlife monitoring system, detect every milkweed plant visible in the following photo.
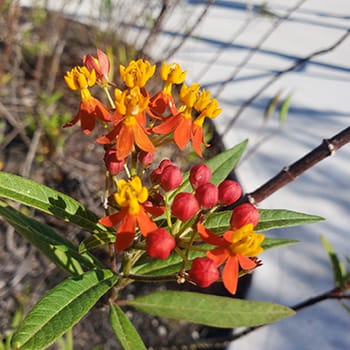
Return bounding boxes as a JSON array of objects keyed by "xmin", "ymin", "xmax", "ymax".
[{"xmin": 0, "ymin": 49, "xmax": 325, "ymax": 349}]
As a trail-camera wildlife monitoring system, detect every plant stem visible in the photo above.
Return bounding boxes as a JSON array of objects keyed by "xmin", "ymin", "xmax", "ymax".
[{"xmin": 244, "ymin": 126, "xmax": 350, "ymax": 204}]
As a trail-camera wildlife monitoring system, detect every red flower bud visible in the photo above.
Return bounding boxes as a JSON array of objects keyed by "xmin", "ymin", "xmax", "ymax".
[
  {"xmin": 218, "ymin": 180, "xmax": 242, "ymax": 206},
  {"xmin": 230, "ymin": 203, "xmax": 260, "ymax": 229},
  {"xmin": 189, "ymin": 257, "xmax": 219, "ymax": 288},
  {"xmin": 195, "ymin": 183, "xmax": 218, "ymax": 209},
  {"xmin": 103, "ymin": 148, "xmax": 124, "ymax": 175},
  {"xmin": 146, "ymin": 228, "xmax": 176, "ymax": 260},
  {"xmin": 150, "ymin": 159, "xmax": 173, "ymax": 184},
  {"xmin": 159, "ymin": 165, "xmax": 183, "ymax": 191},
  {"xmin": 171, "ymin": 192, "xmax": 199, "ymax": 221},
  {"xmin": 189, "ymin": 164, "xmax": 211, "ymax": 189},
  {"xmin": 139, "ymin": 151, "xmax": 155, "ymax": 168}
]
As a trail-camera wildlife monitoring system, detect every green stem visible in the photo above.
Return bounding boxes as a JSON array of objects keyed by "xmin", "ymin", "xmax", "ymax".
[{"xmin": 103, "ymin": 85, "xmax": 115, "ymax": 109}]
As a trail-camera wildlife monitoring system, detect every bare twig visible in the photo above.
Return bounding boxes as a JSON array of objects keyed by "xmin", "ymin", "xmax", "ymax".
[
  {"xmin": 161, "ymin": 0, "xmax": 215, "ymax": 62},
  {"xmin": 215, "ymin": 0, "xmax": 307, "ymax": 98},
  {"xmin": 222, "ymin": 29, "xmax": 350, "ymax": 134},
  {"xmin": 245, "ymin": 126, "xmax": 350, "ymax": 204},
  {"xmin": 139, "ymin": 0, "xmax": 177, "ymax": 57}
]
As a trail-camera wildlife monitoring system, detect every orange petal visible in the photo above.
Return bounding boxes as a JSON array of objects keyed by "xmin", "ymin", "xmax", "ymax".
[
  {"xmin": 222, "ymin": 256, "xmax": 239, "ymax": 294},
  {"xmin": 197, "ymin": 223, "xmax": 226, "ymax": 246},
  {"xmin": 117, "ymin": 124, "xmax": 134, "ymax": 160},
  {"xmin": 174, "ymin": 116, "xmax": 191, "ymax": 150},
  {"xmin": 153, "ymin": 114, "xmax": 180, "ymax": 134},
  {"xmin": 237, "ymin": 254, "xmax": 257, "ymax": 270},
  {"xmin": 96, "ymin": 125, "xmax": 120, "ymax": 144},
  {"xmin": 94, "ymin": 98, "xmax": 113, "ymax": 121},
  {"xmin": 191, "ymin": 124, "xmax": 204, "ymax": 157},
  {"xmin": 99, "ymin": 209, "xmax": 127, "ymax": 227},
  {"xmin": 133, "ymin": 123, "xmax": 156, "ymax": 154},
  {"xmin": 116, "ymin": 213, "xmax": 137, "ymax": 251},
  {"xmin": 79, "ymin": 109, "xmax": 96, "ymax": 134},
  {"xmin": 207, "ymin": 247, "xmax": 229, "ymax": 267},
  {"xmin": 136, "ymin": 207, "xmax": 158, "ymax": 236}
]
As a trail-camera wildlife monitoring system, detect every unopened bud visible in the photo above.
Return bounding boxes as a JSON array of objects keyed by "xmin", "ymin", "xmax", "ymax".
[
  {"xmin": 218, "ymin": 180, "xmax": 242, "ymax": 206},
  {"xmin": 159, "ymin": 165, "xmax": 183, "ymax": 191},
  {"xmin": 195, "ymin": 183, "xmax": 218, "ymax": 209},
  {"xmin": 146, "ymin": 228, "xmax": 176, "ymax": 260},
  {"xmin": 150, "ymin": 159, "xmax": 173, "ymax": 184},
  {"xmin": 189, "ymin": 257, "xmax": 219, "ymax": 288},
  {"xmin": 230, "ymin": 203, "xmax": 260, "ymax": 229},
  {"xmin": 171, "ymin": 192, "xmax": 199, "ymax": 221},
  {"xmin": 103, "ymin": 148, "xmax": 124, "ymax": 175},
  {"xmin": 189, "ymin": 164, "xmax": 211, "ymax": 189},
  {"xmin": 139, "ymin": 151, "xmax": 155, "ymax": 168}
]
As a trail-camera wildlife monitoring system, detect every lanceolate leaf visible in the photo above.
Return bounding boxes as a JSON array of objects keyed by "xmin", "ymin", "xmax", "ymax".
[
  {"xmin": 12, "ymin": 269, "xmax": 118, "ymax": 350},
  {"xmin": 0, "ymin": 201, "xmax": 99, "ymax": 275},
  {"xmin": 173, "ymin": 140, "xmax": 248, "ymax": 197},
  {"xmin": 109, "ymin": 304, "xmax": 147, "ymax": 350},
  {"xmin": 256, "ymin": 209, "xmax": 324, "ymax": 231},
  {"xmin": 79, "ymin": 231, "xmax": 116, "ymax": 253},
  {"xmin": 321, "ymin": 235, "xmax": 345, "ymax": 288},
  {"xmin": 204, "ymin": 208, "xmax": 324, "ymax": 232},
  {"xmin": 0, "ymin": 171, "xmax": 109, "ymax": 234},
  {"xmin": 125, "ymin": 291, "xmax": 295, "ymax": 328}
]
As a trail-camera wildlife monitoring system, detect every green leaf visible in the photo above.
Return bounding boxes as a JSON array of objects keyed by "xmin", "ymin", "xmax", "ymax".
[
  {"xmin": 0, "ymin": 171, "xmax": 110, "ymax": 234},
  {"xmin": 79, "ymin": 231, "xmax": 115, "ymax": 253},
  {"xmin": 173, "ymin": 140, "xmax": 248, "ymax": 197},
  {"xmin": 203, "ymin": 208, "xmax": 324, "ymax": 232},
  {"xmin": 279, "ymin": 92, "xmax": 293, "ymax": 124},
  {"xmin": 264, "ymin": 90, "xmax": 282, "ymax": 120},
  {"xmin": 12, "ymin": 269, "xmax": 118, "ymax": 350},
  {"xmin": 261, "ymin": 237, "xmax": 298, "ymax": 250},
  {"xmin": 321, "ymin": 235, "xmax": 344, "ymax": 288},
  {"xmin": 256, "ymin": 209, "xmax": 324, "ymax": 231},
  {"xmin": 125, "ymin": 291, "xmax": 295, "ymax": 328},
  {"xmin": 0, "ymin": 200, "xmax": 99, "ymax": 275},
  {"xmin": 109, "ymin": 304, "xmax": 147, "ymax": 350}
]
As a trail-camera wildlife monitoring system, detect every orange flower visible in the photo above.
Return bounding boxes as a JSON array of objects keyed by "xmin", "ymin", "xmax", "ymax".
[
  {"xmin": 97, "ymin": 87, "xmax": 156, "ymax": 160},
  {"xmin": 191, "ymin": 97, "xmax": 222, "ymax": 156},
  {"xmin": 153, "ymin": 83, "xmax": 200, "ymax": 150},
  {"xmin": 196, "ymin": 222, "xmax": 264, "ymax": 294},
  {"xmin": 99, "ymin": 177, "xmax": 164, "ymax": 251},
  {"xmin": 64, "ymin": 66, "xmax": 112, "ymax": 134},
  {"xmin": 149, "ymin": 62, "xmax": 186, "ymax": 119}
]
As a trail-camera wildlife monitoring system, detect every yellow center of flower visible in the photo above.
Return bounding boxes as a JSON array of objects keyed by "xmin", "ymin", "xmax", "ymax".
[
  {"xmin": 114, "ymin": 176, "xmax": 148, "ymax": 215},
  {"xmin": 179, "ymin": 83, "xmax": 200, "ymax": 108},
  {"xmin": 193, "ymin": 98, "xmax": 222, "ymax": 126},
  {"xmin": 229, "ymin": 224, "xmax": 264, "ymax": 257},
  {"xmin": 115, "ymin": 87, "xmax": 149, "ymax": 116},
  {"xmin": 64, "ymin": 66, "xmax": 96, "ymax": 91},
  {"xmin": 120, "ymin": 59, "xmax": 156, "ymax": 88},
  {"xmin": 160, "ymin": 62, "xmax": 187, "ymax": 94}
]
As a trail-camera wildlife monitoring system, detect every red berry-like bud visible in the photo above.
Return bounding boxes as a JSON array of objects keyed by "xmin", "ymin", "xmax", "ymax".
[
  {"xmin": 195, "ymin": 183, "xmax": 218, "ymax": 209},
  {"xmin": 189, "ymin": 257, "xmax": 219, "ymax": 288},
  {"xmin": 150, "ymin": 159, "xmax": 173, "ymax": 184},
  {"xmin": 218, "ymin": 180, "xmax": 242, "ymax": 206},
  {"xmin": 103, "ymin": 149, "xmax": 124, "ymax": 175},
  {"xmin": 146, "ymin": 228, "xmax": 176, "ymax": 260},
  {"xmin": 159, "ymin": 165, "xmax": 183, "ymax": 191},
  {"xmin": 139, "ymin": 151, "xmax": 155, "ymax": 168},
  {"xmin": 171, "ymin": 192, "xmax": 199, "ymax": 221},
  {"xmin": 230, "ymin": 203, "xmax": 260, "ymax": 229},
  {"xmin": 189, "ymin": 164, "xmax": 211, "ymax": 189}
]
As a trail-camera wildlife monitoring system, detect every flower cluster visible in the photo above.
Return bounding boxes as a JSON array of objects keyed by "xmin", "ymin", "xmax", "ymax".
[{"xmin": 64, "ymin": 49, "xmax": 265, "ymax": 295}]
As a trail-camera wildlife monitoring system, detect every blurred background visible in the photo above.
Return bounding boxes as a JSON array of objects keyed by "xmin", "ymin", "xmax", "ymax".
[{"xmin": 1, "ymin": 1, "xmax": 350, "ymax": 349}]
